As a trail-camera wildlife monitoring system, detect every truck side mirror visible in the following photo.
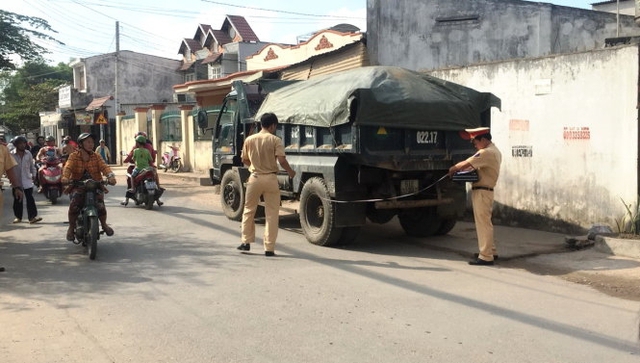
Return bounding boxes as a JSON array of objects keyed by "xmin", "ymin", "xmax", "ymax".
[{"xmin": 197, "ymin": 111, "xmax": 208, "ymax": 133}]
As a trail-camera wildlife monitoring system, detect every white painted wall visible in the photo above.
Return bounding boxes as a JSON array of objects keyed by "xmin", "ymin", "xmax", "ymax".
[{"xmin": 429, "ymin": 45, "xmax": 639, "ymax": 231}]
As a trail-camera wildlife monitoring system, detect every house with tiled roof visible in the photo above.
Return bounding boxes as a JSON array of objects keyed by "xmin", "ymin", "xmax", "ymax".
[
  {"xmin": 177, "ymin": 15, "xmax": 269, "ymax": 86},
  {"xmin": 169, "ymin": 23, "xmax": 368, "ymax": 174}
]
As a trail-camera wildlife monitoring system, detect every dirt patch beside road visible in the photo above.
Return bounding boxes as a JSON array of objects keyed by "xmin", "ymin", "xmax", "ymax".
[{"xmin": 503, "ymin": 249, "xmax": 640, "ymax": 302}]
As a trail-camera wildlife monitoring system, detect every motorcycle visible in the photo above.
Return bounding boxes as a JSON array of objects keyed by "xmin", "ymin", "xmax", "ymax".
[
  {"xmin": 124, "ymin": 167, "xmax": 164, "ymax": 210},
  {"xmin": 159, "ymin": 145, "xmax": 182, "ymax": 173},
  {"xmin": 71, "ymin": 178, "xmax": 108, "ymax": 260},
  {"xmin": 39, "ymin": 156, "xmax": 63, "ymax": 204}
]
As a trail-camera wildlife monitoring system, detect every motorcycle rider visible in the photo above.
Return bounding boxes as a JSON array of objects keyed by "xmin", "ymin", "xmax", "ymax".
[
  {"xmin": 35, "ymin": 136, "xmax": 63, "ymax": 193},
  {"xmin": 36, "ymin": 136, "xmax": 63, "ymax": 161},
  {"xmin": 121, "ymin": 131, "xmax": 163, "ymax": 206},
  {"xmin": 60, "ymin": 136, "xmax": 77, "ymax": 164},
  {"xmin": 128, "ymin": 135, "xmax": 153, "ymax": 192},
  {"xmin": 30, "ymin": 136, "xmax": 45, "ymax": 159},
  {"xmin": 61, "ymin": 133, "xmax": 116, "ymax": 242}
]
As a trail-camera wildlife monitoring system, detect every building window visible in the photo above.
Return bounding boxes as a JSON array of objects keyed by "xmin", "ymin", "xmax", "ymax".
[
  {"xmin": 208, "ymin": 65, "xmax": 221, "ymax": 79},
  {"xmin": 185, "ymin": 73, "xmax": 195, "ymax": 82}
]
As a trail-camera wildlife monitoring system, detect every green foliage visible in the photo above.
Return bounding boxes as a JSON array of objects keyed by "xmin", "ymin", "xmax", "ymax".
[
  {"xmin": 615, "ymin": 197, "xmax": 640, "ymax": 234},
  {"xmin": 0, "ymin": 60, "xmax": 72, "ymax": 132},
  {"xmin": 0, "ymin": 10, "xmax": 63, "ymax": 71}
]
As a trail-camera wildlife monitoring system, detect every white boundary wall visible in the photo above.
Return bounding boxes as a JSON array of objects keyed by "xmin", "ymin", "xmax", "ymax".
[{"xmin": 430, "ymin": 45, "xmax": 639, "ymax": 231}]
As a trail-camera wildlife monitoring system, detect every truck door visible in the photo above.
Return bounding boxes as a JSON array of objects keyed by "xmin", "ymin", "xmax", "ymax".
[{"xmin": 212, "ymin": 97, "xmax": 239, "ymax": 181}]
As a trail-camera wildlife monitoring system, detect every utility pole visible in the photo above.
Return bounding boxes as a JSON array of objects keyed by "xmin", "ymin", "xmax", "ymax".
[
  {"xmin": 110, "ymin": 20, "xmax": 120, "ymax": 142},
  {"xmin": 617, "ymin": 0, "xmax": 620, "ymax": 37}
]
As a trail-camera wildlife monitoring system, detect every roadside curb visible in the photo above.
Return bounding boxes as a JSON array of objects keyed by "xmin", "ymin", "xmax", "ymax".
[
  {"xmin": 110, "ymin": 165, "xmax": 212, "ymax": 186},
  {"xmin": 596, "ymin": 236, "xmax": 640, "ymax": 259}
]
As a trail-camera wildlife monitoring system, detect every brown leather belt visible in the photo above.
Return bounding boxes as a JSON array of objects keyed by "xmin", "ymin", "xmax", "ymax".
[{"xmin": 472, "ymin": 186, "xmax": 494, "ymax": 191}]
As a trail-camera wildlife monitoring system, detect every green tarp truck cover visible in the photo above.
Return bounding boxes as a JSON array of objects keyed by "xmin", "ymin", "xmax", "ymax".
[{"xmin": 255, "ymin": 66, "xmax": 500, "ymax": 131}]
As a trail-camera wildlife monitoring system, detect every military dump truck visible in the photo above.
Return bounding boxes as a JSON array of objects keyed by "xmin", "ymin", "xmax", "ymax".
[{"xmin": 207, "ymin": 66, "xmax": 500, "ymax": 246}]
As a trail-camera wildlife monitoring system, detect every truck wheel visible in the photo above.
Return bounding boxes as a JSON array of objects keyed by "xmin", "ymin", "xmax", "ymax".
[
  {"xmin": 435, "ymin": 218, "xmax": 457, "ymax": 236},
  {"xmin": 221, "ymin": 170, "xmax": 244, "ymax": 221},
  {"xmin": 398, "ymin": 207, "xmax": 441, "ymax": 237},
  {"xmin": 366, "ymin": 204, "xmax": 395, "ymax": 224},
  {"xmin": 299, "ymin": 177, "xmax": 342, "ymax": 246}
]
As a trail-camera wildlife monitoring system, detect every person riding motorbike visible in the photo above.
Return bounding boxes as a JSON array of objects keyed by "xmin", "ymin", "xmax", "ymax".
[
  {"xmin": 61, "ymin": 133, "xmax": 116, "ymax": 242},
  {"xmin": 35, "ymin": 136, "xmax": 63, "ymax": 193},
  {"xmin": 61, "ymin": 136, "xmax": 77, "ymax": 156},
  {"xmin": 35, "ymin": 136, "xmax": 63, "ymax": 161},
  {"xmin": 30, "ymin": 136, "xmax": 45, "ymax": 159},
  {"xmin": 129, "ymin": 135, "xmax": 154, "ymax": 192},
  {"xmin": 121, "ymin": 131, "xmax": 163, "ymax": 206}
]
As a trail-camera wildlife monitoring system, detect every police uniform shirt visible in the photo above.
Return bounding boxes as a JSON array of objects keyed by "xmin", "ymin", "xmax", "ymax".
[
  {"xmin": 241, "ymin": 130, "xmax": 285, "ymax": 174},
  {"xmin": 466, "ymin": 143, "xmax": 502, "ymax": 188}
]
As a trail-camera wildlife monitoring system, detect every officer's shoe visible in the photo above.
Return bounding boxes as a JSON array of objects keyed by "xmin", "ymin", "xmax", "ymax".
[
  {"xmin": 468, "ymin": 258, "xmax": 494, "ymax": 266},
  {"xmin": 473, "ymin": 253, "xmax": 499, "ymax": 260},
  {"xmin": 237, "ymin": 243, "xmax": 250, "ymax": 251}
]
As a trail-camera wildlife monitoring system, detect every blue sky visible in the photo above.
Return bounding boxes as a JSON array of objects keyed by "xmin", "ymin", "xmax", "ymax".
[{"xmin": 1, "ymin": 0, "xmax": 603, "ymax": 65}]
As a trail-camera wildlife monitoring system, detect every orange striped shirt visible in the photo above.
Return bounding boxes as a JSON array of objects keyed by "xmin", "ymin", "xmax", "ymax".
[{"xmin": 62, "ymin": 150, "xmax": 113, "ymax": 182}]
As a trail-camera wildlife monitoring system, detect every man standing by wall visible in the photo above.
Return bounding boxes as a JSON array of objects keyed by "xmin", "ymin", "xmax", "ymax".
[
  {"xmin": 236, "ymin": 113, "xmax": 295, "ymax": 256},
  {"xmin": 448, "ymin": 127, "xmax": 502, "ymax": 266},
  {"xmin": 1, "ymin": 141, "xmax": 25, "ymax": 272}
]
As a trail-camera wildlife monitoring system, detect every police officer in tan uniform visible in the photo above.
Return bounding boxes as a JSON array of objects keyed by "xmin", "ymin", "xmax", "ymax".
[
  {"xmin": 237, "ymin": 113, "xmax": 295, "ymax": 256},
  {"xmin": 1, "ymin": 141, "xmax": 24, "ymax": 272},
  {"xmin": 448, "ymin": 127, "xmax": 502, "ymax": 266}
]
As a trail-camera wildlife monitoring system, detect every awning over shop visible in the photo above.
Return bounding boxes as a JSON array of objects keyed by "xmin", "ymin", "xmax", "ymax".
[{"xmin": 86, "ymin": 95, "xmax": 113, "ymax": 111}]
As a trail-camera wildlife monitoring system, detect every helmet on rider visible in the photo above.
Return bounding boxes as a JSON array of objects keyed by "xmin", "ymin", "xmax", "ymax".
[
  {"xmin": 135, "ymin": 135, "xmax": 147, "ymax": 144},
  {"xmin": 45, "ymin": 135, "xmax": 55, "ymax": 142},
  {"xmin": 77, "ymin": 133, "xmax": 96, "ymax": 149},
  {"xmin": 11, "ymin": 136, "xmax": 27, "ymax": 146}
]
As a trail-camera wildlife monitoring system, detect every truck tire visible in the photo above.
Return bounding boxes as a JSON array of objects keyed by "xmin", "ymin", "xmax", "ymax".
[
  {"xmin": 398, "ymin": 207, "xmax": 441, "ymax": 237},
  {"xmin": 299, "ymin": 177, "xmax": 343, "ymax": 246},
  {"xmin": 221, "ymin": 170, "xmax": 244, "ymax": 221},
  {"xmin": 366, "ymin": 203, "xmax": 395, "ymax": 224},
  {"xmin": 435, "ymin": 218, "xmax": 457, "ymax": 236}
]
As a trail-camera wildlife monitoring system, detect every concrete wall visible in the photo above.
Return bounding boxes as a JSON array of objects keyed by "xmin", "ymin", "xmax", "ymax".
[
  {"xmin": 84, "ymin": 51, "xmax": 182, "ymax": 103},
  {"xmin": 367, "ymin": 0, "xmax": 640, "ymax": 71},
  {"xmin": 429, "ymin": 45, "xmax": 640, "ymax": 232},
  {"xmin": 191, "ymin": 140, "xmax": 213, "ymax": 173}
]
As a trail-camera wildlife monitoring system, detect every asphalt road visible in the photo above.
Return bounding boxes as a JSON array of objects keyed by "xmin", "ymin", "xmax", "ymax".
[{"xmin": 1, "ymin": 178, "xmax": 639, "ymax": 362}]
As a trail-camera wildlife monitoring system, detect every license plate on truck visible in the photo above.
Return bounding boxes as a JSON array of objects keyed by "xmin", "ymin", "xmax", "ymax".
[{"xmin": 401, "ymin": 179, "xmax": 419, "ymax": 194}]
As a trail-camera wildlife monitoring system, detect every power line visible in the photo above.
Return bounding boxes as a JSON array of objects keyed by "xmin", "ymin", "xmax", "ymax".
[{"xmin": 200, "ymin": 0, "xmax": 364, "ymax": 19}]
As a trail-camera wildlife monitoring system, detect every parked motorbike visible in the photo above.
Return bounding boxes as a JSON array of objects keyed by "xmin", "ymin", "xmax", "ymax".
[
  {"xmin": 124, "ymin": 167, "xmax": 164, "ymax": 210},
  {"xmin": 159, "ymin": 146, "xmax": 182, "ymax": 173},
  {"xmin": 71, "ymin": 178, "xmax": 108, "ymax": 260},
  {"xmin": 39, "ymin": 156, "xmax": 63, "ymax": 204}
]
